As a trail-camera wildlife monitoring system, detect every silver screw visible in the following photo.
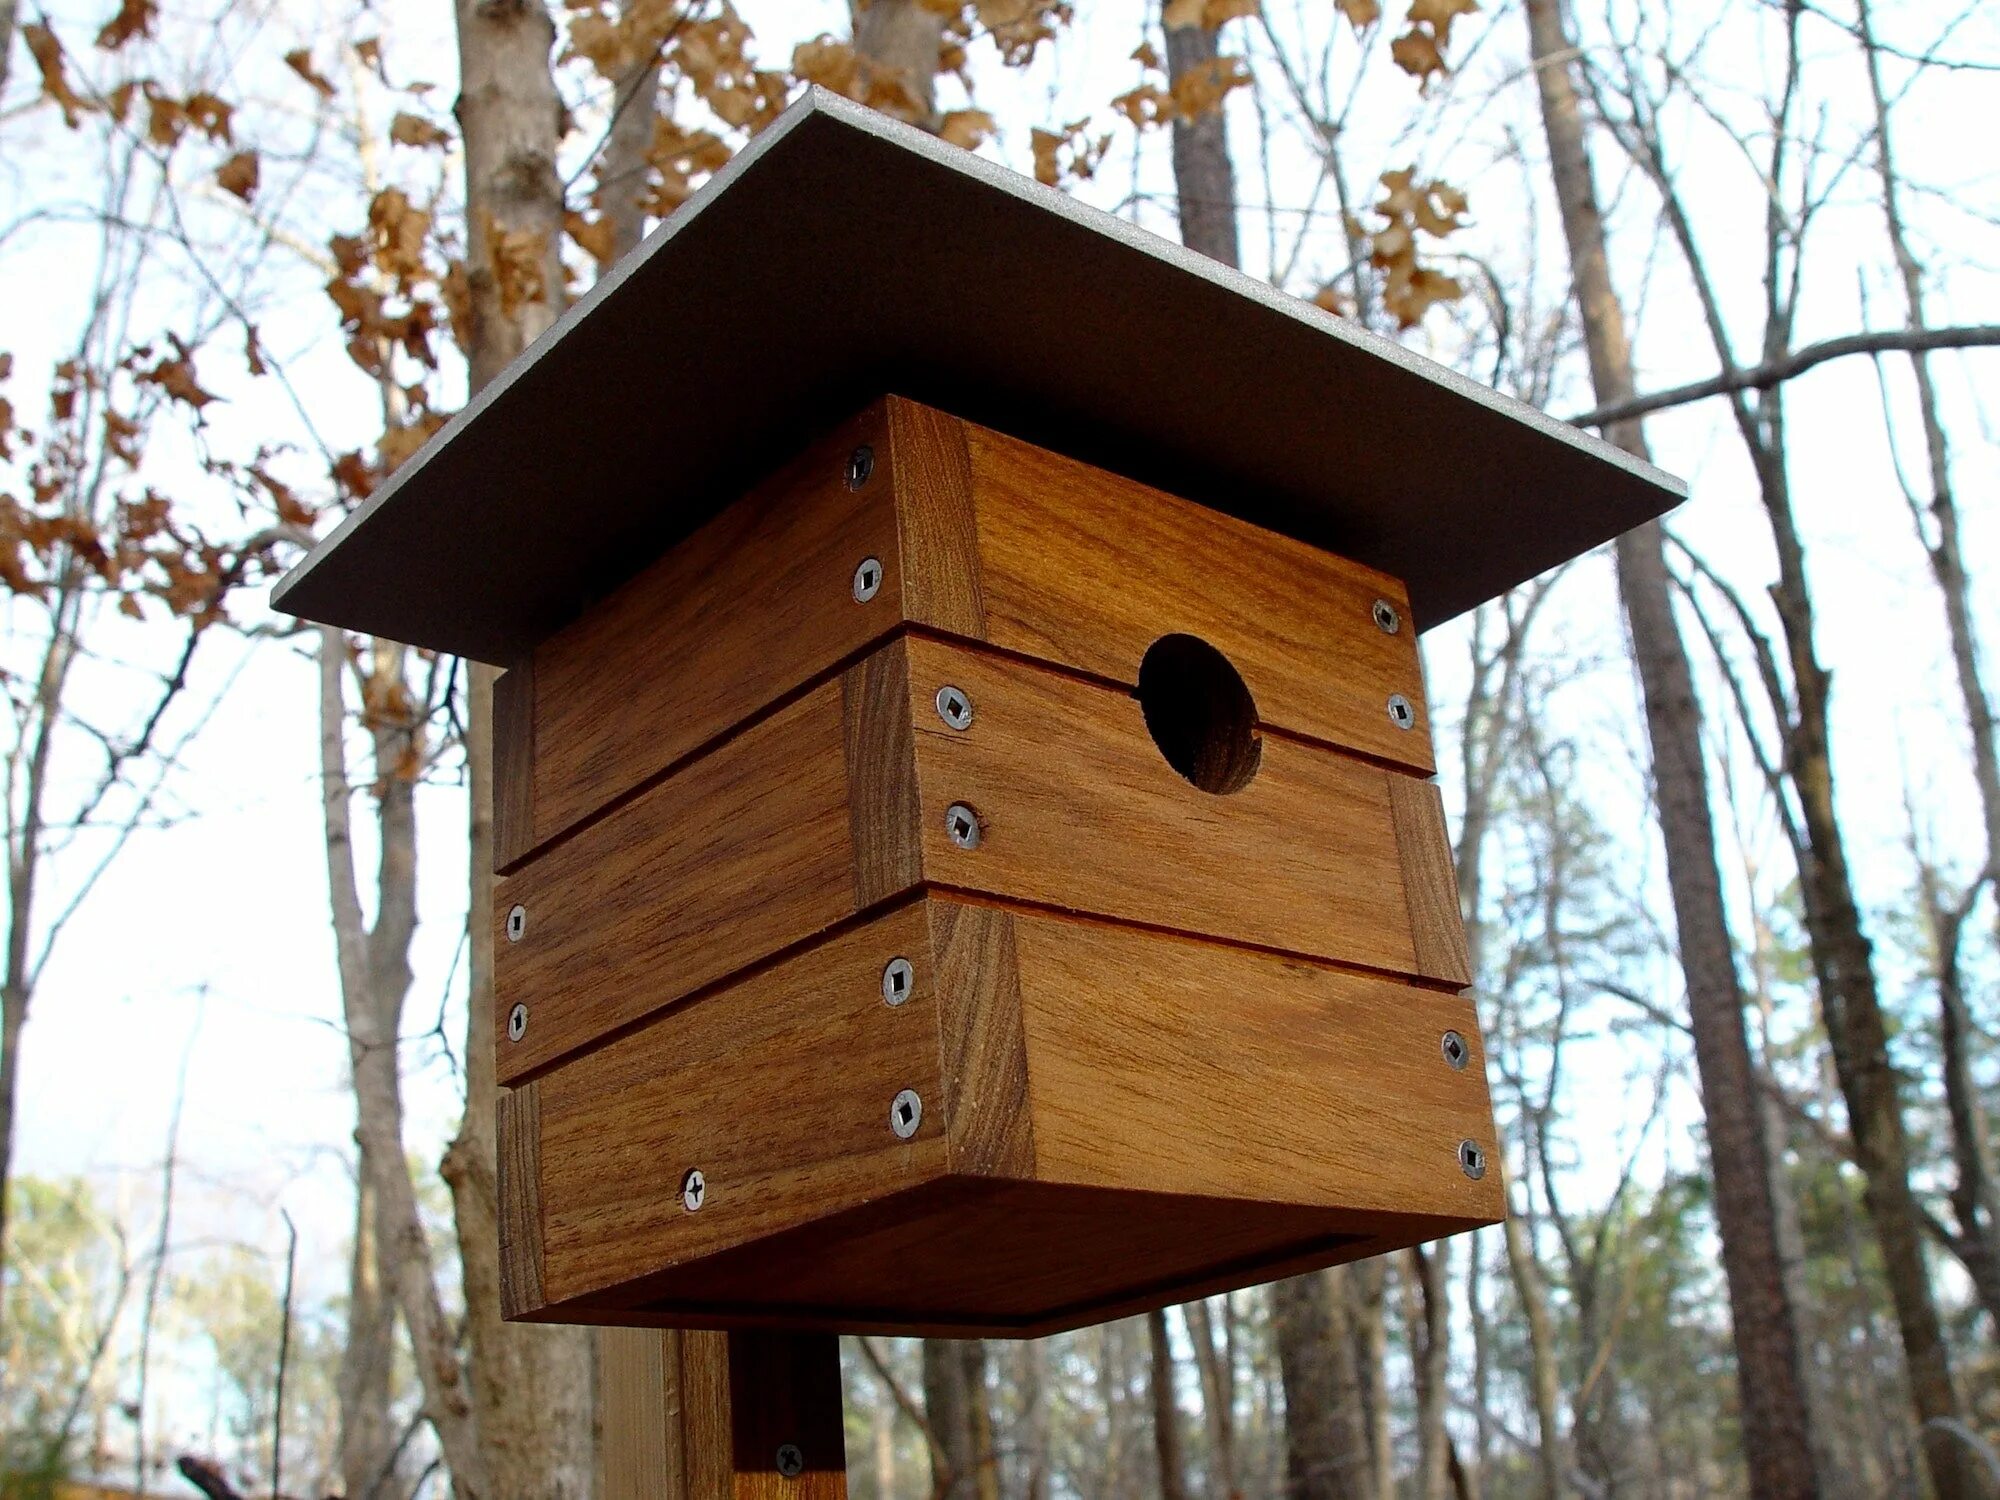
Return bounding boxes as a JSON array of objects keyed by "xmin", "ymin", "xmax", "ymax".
[
  {"xmin": 944, "ymin": 803, "xmax": 982, "ymax": 850},
  {"xmin": 882, "ymin": 957, "xmax": 915, "ymax": 1006},
  {"xmin": 1458, "ymin": 1140, "xmax": 1486, "ymax": 1180},
  {"xmin": 1441, "ymin": 1030, "xmax": 1469, "ymax": 1070},
  {"xmin": 845, "ymin": 444, "xmax": 875, "ymax": 490},
  {"xmin": 890, "ymin": 1088, "xmax": 923, "ymax": 1139},
  {"xmin": 852, "ymin": 556, "xmax": 883, "ymax": 603},
  {"xmin": 1387, "ymin": 694, "xmax": 1416, "ymax": 731},
  {"xmin": 776, "ymin": 1444, "xmax": 805, "ymax": 1479},
  {"xmin": 681, "ymin": 1168, "xmax": 706, "ymax": 1212},
  {"xmin": 506, "ymin": 1003, "xmax": 528, "ymax": 1043},
  {"xmin": 935, "ymin": 684, "xmax": 974, "ymax": 731},
  {"xmin": 1372, "ymin": 599, "xmax": 1402, "ymax": 634},
  {"xmin": 505, "ymin": 904, "xmax": 527, "ymax": 942}
]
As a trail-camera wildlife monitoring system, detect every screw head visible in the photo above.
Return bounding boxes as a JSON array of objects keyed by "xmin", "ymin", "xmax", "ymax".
[
  {"xmin": 505, "ymin": 904, "xmax": 527, "ymax": 943},
  {"xmin": 852, "ymin": 556, "xmax": 883, "ymax": 603},
  {"xmin": 935, "ymin": 684, "xmax": 974, "ymax": 731},
  {"xmin": 845, "ymin": 444, "xmax": 875, "ymax": 490},
  {"xmin": 882, "ymin": 956, "xmax": 915, "ymax": 1006},
  {"xmin": 1387, "ymin": 694, "xmax": 1416, "ymax": 731},
  {"xmin": 1441, "ymin": 1030, "xmax": 1469, "ymax": 1070},
  {"xmin": 1372, "ymin": 599, "xmax": 1402, "ymax": 634},
  {"xmin": 776, "ymin": 1444, "xmax": 805, "ymax": 1479},
  {"xmin": 681, "ymin": 1168, "xmax": 706, "ymax": 1212},
  {"xmin": 944, "ymin": 803, "xmax": 982, "ymax": 850},
  {"xmin": 506, "ymin": 1003, "xmax": 528, "ymax": 1044},
  {"xmin": 890, "ymin": 1088, "xmax": 923, "ymax": 1139},
  {"xmin": 1458, "ymin": 1140, "xmax": 1487, "ymax": 1180}
]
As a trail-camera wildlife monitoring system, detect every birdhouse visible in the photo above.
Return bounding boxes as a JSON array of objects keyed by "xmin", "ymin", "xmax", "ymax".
[{"xmin": 277, "ymin": 89, "xmax": 1680, "ymax": 1338}]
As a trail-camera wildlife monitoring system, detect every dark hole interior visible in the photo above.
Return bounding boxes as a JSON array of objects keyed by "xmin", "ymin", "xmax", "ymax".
[{"xmin": 1135, "ymin": 635, "xmax": 1262, "ymax": 796}]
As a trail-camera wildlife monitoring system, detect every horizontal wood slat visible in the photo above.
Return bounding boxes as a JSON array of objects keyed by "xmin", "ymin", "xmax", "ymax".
[
  {"xmin": 527, "ymin": 404, "xmax": 903, "ymax": 850},
  {"xmin": 494, "ymin": 681, "xmax": 859, "ymax": 1085},
  {"xmin": 963, "ymin": 422, "xmax": 1435, "ymax": 773},
  {"xmin": 535, "ymin": 903, "xmax": 945, "ymax": 1308},
  {"xmin": 1388, "ymin": 775, "xmax": 1472, "ymax": 988},
  {"xmin": 903, "ymin": 636, "xmax": 1447, "ymax": 981}
]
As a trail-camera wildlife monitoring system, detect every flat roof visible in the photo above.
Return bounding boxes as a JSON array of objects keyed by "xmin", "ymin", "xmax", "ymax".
[{"xmin": 274, "ymin": 87, "xmax": 1682, "ymax": 663}]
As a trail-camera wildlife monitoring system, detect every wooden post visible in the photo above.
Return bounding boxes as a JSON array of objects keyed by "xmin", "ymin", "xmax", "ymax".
[{"xmin": 600, "ymin": 1327, "xmax": 848, "ymax": 1500}]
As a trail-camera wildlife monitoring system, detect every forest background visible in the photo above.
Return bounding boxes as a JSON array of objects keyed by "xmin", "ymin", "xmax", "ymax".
[{"xmin": 1, "ymin": 0, "xmax": 1998, "ymax": 1497}]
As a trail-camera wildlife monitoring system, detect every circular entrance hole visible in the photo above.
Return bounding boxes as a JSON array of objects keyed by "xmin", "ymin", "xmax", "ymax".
[{"xmin": 1136, "ymin": 635, "xmax": 1262, "ymax": 795}]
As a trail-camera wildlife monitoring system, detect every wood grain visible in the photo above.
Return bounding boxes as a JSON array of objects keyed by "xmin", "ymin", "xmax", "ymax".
[
  {"xmin": 1011, "ymin": 915, "xmax": 1500, "ymax": 1222},
  {"xmin": 887, "ymin": 397, "xmax": 985, "ymax": 637},
  {"xmin": 598, "ymin": 1329, "xmax": 845, "ymax": 1500},
  {"xmin": 841, "ymin": 639, "xmax": 921, "ymax": 908},
  {"xmin": 527, "ymin": 403, "xmax": 902, "ymax": 848},
  {"xmin": 494, "ymin": 680, "xmax": 859, "ymax": 1085},
  {"xmin": 1387, "ymin": 775, "xmax": 1472, "ymax": 988},
  {"xmin": 495, "ymin": 1080, "xmax": 544, "ymax": 1317},
  {"xmin": 536, "ymin": 903, "xmax": 946, "ymax": 1306},
  {"xmin": 492, "ymin": 662, "xmax": 535, "ymax": 874},
  {"xmin": 963, "ymin": 421, "xmax": 1435, "ymax": 773},
  {"xmin": 929, "ymin": 900, "xmax": 1033, "ymax": 1178},
  {"xmin": 902, "ymin": 636, "xmax": 1450, "ymax": 981}
]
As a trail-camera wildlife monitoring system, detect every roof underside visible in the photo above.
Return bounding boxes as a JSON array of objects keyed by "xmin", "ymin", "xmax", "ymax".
[{"xmin": 274, "ymin": 88, "xmax": 1683, "ymax": 664}]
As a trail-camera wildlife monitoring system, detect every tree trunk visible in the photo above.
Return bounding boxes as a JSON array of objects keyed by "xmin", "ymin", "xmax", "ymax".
[
  {"xmin": 1148, "ymin": 1310, "xmax": 1191, "ymax": 1500},
  {"xmin": 1271, "ymin": 1274, "xmax": 1362, "ymax": 1500},
  {"xmin": 1400, "ymin": 1246, "xmax": 1449, "ymax": 1500},
  {"xmin": 1521, "ymin": 4, "xmax": 1826, "ymax": 1495},
  {"xmin": 1500, "ymin": 1209, "xmax": 1564, "ymax": 1500},
  {"xmin": 850, "ymin": 0, "xmax": 950, "ymax": 129},
  {"xmin": 337, "ymin": 1175, "xmax": 397, "ymax": 1500},
  {"xmin": 1345, "ymin": 1264, "xmax": 1391, "ymax": 1500},
  {"xmin": 1163, "ymin": 19, "xmax": 1241, "ymax": 267},
  {"xmin": 0, "ymin": 0, "xmax": 16, "ymax": 98},
  {"xmin": 1018, "ymin": 1340, "xmax": 1050, "ymax": 1500},
  {"xmin": 448, "ymin": 5, "xmax": 595, "ymax": 1497},
  {"xmin": 959, "ymin": 1341, "xmax": 1000, "ymax": 1500},
  {"xmin": 603, "ymin": 58, "xmax": 660, "ymax": 264},
  {"xmin": 1185, "ymin": 1299, "xmax": 1237, "ymax": 1500},
  {"xmin": 923, "ymin": 1341, "xmax": 975, "ymax": 1500}
]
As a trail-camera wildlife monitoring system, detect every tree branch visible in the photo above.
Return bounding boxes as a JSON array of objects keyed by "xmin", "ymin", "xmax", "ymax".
[{"xmin": 1566, "ymin": 324, "xmax": 2000, "ymax": 428}]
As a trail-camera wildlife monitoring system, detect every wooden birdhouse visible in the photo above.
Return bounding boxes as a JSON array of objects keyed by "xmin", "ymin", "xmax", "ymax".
[{"xmin": 277, "ymin": 89, "xmax": 1680, "ymax": 1340}]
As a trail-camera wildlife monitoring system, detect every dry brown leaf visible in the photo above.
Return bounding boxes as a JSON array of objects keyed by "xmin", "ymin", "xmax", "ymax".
[
  {"xmin": 141, "ymin": 339, "xmax": 218, "ymax": 411},
  {"xmin": 1131, "ymin": 40, "xmax": 1161, "ymax": 68},
  {"xmin": 1335, "ymin": 0, "xmax": 1381, "ymax": 25},
  {"xmin": 1162, "ymin": 0, "xmax": 1204, "ymax": 28},
  {"xmin": 1366, "ymin": 167, "xmax": 1469, "ymax": 327},
  {"xmin": 565, "ymin": 210, "xmax": 617, "ymax": 267},
  {"xmin": 792, "ymin": 35, "xmax": 860, "ymax": 96},
  {"xmin": 939, "ymin": 109, "xmax": 997, "ymax": 151},
  {"xmin": 389, "ymin": 111, "xmax": 452, "ymax": 149},
  {"xmin": 96, "ymin": 0, "xmax": 158, "ymax": 51},
  {"xmin": 25, "ymin": 25, "xmax": 94, "ymax": 127},
  {"xmin": 368, "ymin": 187, "xmax": 432, "ymax": 286},
  {"xmin": 487, "ymin": 219, "xmax": 550, "ymax": 319},
  {"xmin": 147, "ymin": 93, "xmax": 188, "ymax": 147},
  {"xmin": 216, "ymin": 150, "xmax": 259, "ymax": 201},
  {"xmin": 1111, "ymin": 82, "xmax": 1173, "ymax": 129},
  {"xmin": 244, "ymin": 325, "xmax": 267, "ymax": 377},
  {"xmin": 1203, "ymin": 0, "xmax": 1260, "ymax": 24},
  {"xmin": 284, "ymin": 47, "xmax": 336, "ymax": 98},
  {"xmin": 1391, "ymin": 0, "xmax": 1476, "ymax": 83},
  {"xmin": 185, "ymin": 90, "xmax": 233, "ymax": 142},
  {"xmin": 1170, "ymin": 54, "xmax": 1251, "ymax": 119}
]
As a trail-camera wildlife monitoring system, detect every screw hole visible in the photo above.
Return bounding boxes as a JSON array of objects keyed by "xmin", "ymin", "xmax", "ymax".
[
  {"xmin": 945, "ymin": 802, "xmax": 982, "ymax": 850},
  {"xmin": 1441, "ymin": 1030, "xmax": 1468, "ymax": 1070},
  {"xmin": 1372, "ymin": 599, "xmax": 1402, "ymax": 634},
  {"xmin": 681, "ymin": 1168, "xmax": 706, "ymax": 1211},
  {"xmin": 890, "ymin": 1088, "xmax": 924, "ymax": 1139},
  {"xmin": 1136, "ymin": 635, "xmax": 1262, "ymax": 795},
  {"xmin": 935, "ymin": 685, "xmax": 973, "ymax": 730},
  {"xmin": 845, "ymin": 445, "xmax": 875, "ymax": 489},
  {"xmin": 505, "ymin": 904, "xmax": 526, "ymax": 942},
  {"xmin": 506, "ymin": 1003, "xmax": 527, "ymax": 1043},
  {"xmin": 882, "ymin": 957, "xmax": 914, "ymax": 1006},
  {"xmin": 852, "ymin": 557, "xmax": 883, "ymax": 603},
  {"xmin": 1387, "ymin": 694, "xmax": 1417, "ymax": 731},
  {"xmin": 1458, "ymin": 1140, "xmax": 1487, "ymax": 1180},
  {"xmin": 776, "ymin": 1444, "xmax": 805, "ymax": 1479}
]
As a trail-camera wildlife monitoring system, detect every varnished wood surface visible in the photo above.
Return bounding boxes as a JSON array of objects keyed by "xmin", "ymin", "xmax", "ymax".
[
  {"xmin": 1388, "ymin": 775, "xmax": 1472, "ymax": 987},
  {"xmin": 929, "ymin": 900, "xmax": 1033, "ymax": 1178},
  {"xmin": 599, "ymin": 1328, "xmax": 846, "ymax": 1500},
  {"xmin": 495, "ymin": 1080, "xmax": 544, "ymax": 1318},
  {"xmin": 494, "ymin": 680, "xmax": 858, "ymax": 1086},
  {"xmin": 527, "ymin": 404, "xmax": 903, "ymax": 851},
  {"xmin": 963, "ymin": 422, "xmax": 1435, "ymax": 773},
  {"xmin": 903, "ymin": 636, "xmax": 1446, "ymax": 982},
  {"xmin": 536, "ymin": 904, "xmax": 945, "ymax": 1308},
  {"xmin": 887, "ymin": 398, "xmax": 985, "ymax": 637},
  {"xmin": 840, "ymin": 640, "xmax": 921, "ymax": 908},
  {"xmin": 491, "ymin": 663, "xmax": 535, "ymax": 873}
]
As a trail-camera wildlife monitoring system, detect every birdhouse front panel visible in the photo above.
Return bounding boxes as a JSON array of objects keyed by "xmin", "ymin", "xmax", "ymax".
[{"xmin": 489, "ymin": 394, "xmax": 1502, "ymax": 1335}]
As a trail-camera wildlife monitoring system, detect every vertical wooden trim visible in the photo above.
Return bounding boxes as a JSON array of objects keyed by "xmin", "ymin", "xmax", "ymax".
[
  {"xmin": 841, "ymin": 638, "xmax": 923, "ymax": 908},
  {"xmin": 930, "ymin": 900, "xmax": 1035, "ymax": 1178},
  {"xmin": 888, "ymin": 397, "xmax": 986, "ymax": 638},
  {"xmin": 492, "ymin": 660, "xmax": 536, "ymax": 872},
  {"xmin": 496, "ymin": 1080, "xmax": 545, "ymax": 1317},
  {"xmin": 599, "ymin": 1330, "xmax": 846, "ymax": 1500},
  {"xmin": 1387, "ymin": 776, "xmax": 1472, "ymax": 988}
]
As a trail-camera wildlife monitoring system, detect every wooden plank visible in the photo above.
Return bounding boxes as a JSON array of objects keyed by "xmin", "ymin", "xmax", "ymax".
[
  {"xmin": 887, "ymin": 398, "xmax": 985, "ymax": 636},
  {"xmin": 599, "ymin": 1329, "xmax": 846, "ymax": 1500},
  {"xmin": 527, "ymin": 402, "xmax": 903, "ymax": 849},
  {"xmin": 1010, "ymin": 914, "xmax": 1503, "ymax": 1224},
  {"xmin": 903, "ymin": 636, "xmax": 1446, "ymax": 981},
  {"xmin": 495, "ymin": 1080, "xmax": 545, "ymax": 1317},
  {"xmin": 1387, "ymin": 775, "xmax": 1472, "ymax": 988},
  {"xmin": 535, "ymin": 903, "xmax": 946, "ymax": 1306},
  {"xmin": 491, "ymin": 662, "xmax": 536, "ymax": 873},
  {"xmin": 841, "ymin": 639, "xmax": 921, "ymax": 908},
  {"xmin": 494, "ymin": 681, "xmax": 859, "ymax": 1084},
  {"xmin": 964, "ymin": 422, "xmax": 1436, "ymax": 773},
  {"xmin": 929, "ymin": 900, "xmax": 1034, "ymax": 1178}
]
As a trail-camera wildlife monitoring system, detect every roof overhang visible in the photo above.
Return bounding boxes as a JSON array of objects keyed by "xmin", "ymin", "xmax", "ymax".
[{"xmin": 274, "ymin": 87, "xmax": 1683, "ymax": 663}]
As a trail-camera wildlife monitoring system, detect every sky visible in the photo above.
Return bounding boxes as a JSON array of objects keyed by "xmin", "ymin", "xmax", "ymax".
[{"xmin": 3, "ymin": 0, "xmax": 1999, "ymax": 1471}]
